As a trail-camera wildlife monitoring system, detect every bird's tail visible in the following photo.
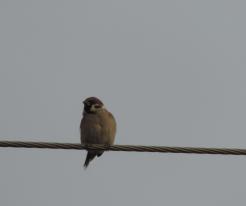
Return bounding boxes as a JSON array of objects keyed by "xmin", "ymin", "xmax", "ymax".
[
  {"xmin": 84, "ymin": 151, "xmax": 103, "ymax": 169},
  {"xmin": 84, "ymin": 152, "xmax": 96, "ymax": 168}
]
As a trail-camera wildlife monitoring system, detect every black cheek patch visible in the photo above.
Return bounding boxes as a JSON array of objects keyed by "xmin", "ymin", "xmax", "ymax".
[{"xmin": 94, "ymin": 105, "xmax": 101, "ymax": 109}]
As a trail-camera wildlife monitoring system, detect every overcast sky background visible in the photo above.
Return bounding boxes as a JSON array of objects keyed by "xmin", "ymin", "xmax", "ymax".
[{"xmin": 1, "ymin": 0, "xmax": 246, "ymax": 205}]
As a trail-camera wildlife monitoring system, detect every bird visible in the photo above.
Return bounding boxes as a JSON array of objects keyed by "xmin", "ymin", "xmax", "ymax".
[{"xmin": 80, "ymin": 97, "xmax": 117, "ymax": 168}]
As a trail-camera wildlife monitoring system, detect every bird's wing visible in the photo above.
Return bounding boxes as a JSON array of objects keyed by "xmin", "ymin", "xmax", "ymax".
[
  {"xmin": 98, "ymin": 110, "xmax": 117, "ymax": 145},
  {"xmin": 108, "ymin": 111, "xmax": 117, "ymax": 140},
  {"xmin": 80, "ymin": 115, "xmax": 102, "ymax": 144}
]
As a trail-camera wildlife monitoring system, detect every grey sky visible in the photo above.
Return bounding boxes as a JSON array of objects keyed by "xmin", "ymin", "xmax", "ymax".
[{"xmin": 1, "ymin": 0, "xmax": 246, "ymax": 205}]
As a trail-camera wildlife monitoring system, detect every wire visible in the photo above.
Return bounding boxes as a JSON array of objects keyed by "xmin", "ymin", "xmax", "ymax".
[{"xmin": 0, "ymin": 140, "xmax": 246, "ymax": 155}]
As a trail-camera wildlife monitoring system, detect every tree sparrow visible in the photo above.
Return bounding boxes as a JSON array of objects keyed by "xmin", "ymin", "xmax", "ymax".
[{"xmin": 80, "ymin": 97, "xmax": 117, "ymax": 168}]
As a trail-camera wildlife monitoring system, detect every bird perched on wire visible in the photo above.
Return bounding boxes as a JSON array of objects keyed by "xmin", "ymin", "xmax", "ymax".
[{"xmin": 80, "ymin": 97, "xmax": 117, "ymax": 168}]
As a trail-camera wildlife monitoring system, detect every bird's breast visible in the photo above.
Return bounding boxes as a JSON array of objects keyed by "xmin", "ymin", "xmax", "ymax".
[{"xmin": 80, "ymin": 110, "xmax": 116, "ymax": 145}]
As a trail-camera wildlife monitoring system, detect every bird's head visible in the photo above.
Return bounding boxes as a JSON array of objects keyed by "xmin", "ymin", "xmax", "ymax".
[{"xmin": 83, "ymin": 97, "xmax": 104, "ymax": 113}]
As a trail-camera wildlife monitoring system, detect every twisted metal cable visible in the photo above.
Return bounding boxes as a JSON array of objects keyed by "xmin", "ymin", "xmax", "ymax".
[{"xmin": 0, "ymin": 140, "xmax": 246, "ymax": 155}]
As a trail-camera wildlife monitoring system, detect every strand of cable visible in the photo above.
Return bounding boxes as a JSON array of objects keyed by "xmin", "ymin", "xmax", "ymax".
[{"xmin": 0, "ymin": 140, "xmax": 246, "ymax": 155}]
